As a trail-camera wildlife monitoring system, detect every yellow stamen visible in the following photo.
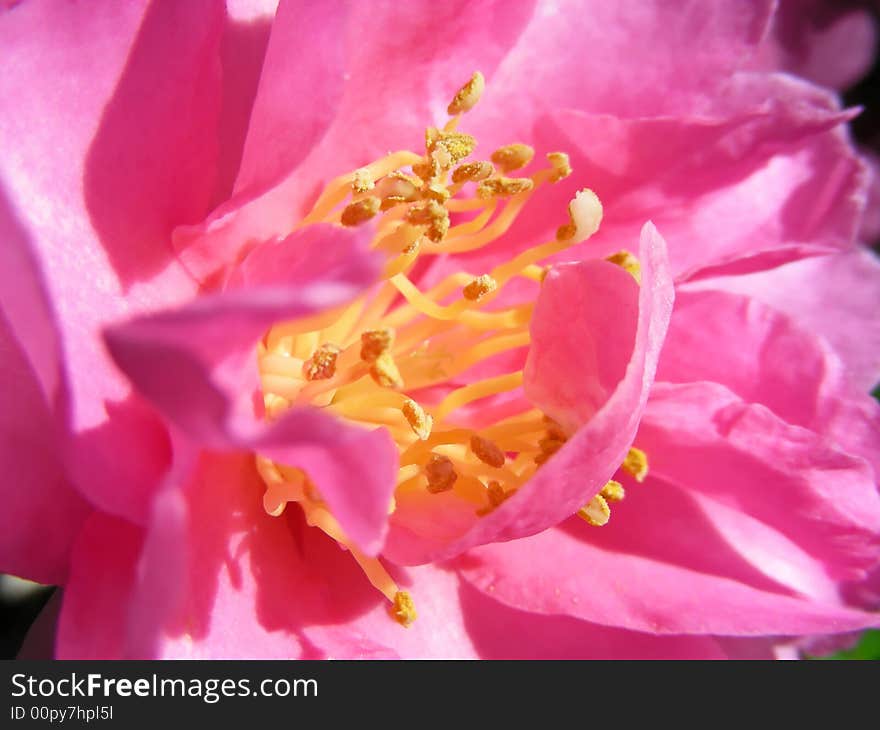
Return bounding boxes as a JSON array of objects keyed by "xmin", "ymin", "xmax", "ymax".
[
  {"xmin": 547, "ymin": 152, "xmax": 572, "ymax": 182},
  {"xmin": 341, "ymin": 196, "xmax": 381, "ymax": 226},
  {"xmin": 425, "ymin": 454, "xmax": 457, "ymax": 493},
  {"xmin": 606, "ymin": 250, "xmax": 642, "ymax": 284},
  {"xmin": 360, "ymin": 328, "xmax": 394, "ymax": 362},
  {"xmin": 463, "ymin": 274, "xmax": 498, "ymax": 302},
  {"xmin": 622, "ymin": 447, "xmax": 648, "ymax": 482},
  {"xmin": 600, "ymin": 479, "xmax": 626, "ymax": 502},
  {"xmin": 370, "ymin": 351, "xmax": 404, "ymax": 389},
  {"xmin": 352, "ymin": 168, "xmax": 375, "ymax": 193},
  {"xmin": 477, "ymin": 176, "xmax": 534, "ymax": 199},
  {"xmin": 452, "ymin": 160, "xmax": 495, "ymax": 183},
  {"xmin": 491, "ymin": 143, "xmax": 535, "ymax": 173},
  {"xmin": 390, "ymin": 591, "xmax": 417, "ymax": 627},
  {"xmin": 578, "ymin": 494, "xmax": 611, "ymax": 526},
  {"xmin": 447, "ymin": 71, "xmax": 485, "ymax": 115},
  {"xmin": 402, "ymin": 399, "xmax": 433, "ymax": 440},
  {"xmin": 470, "ymin": 435, "xmax": 506, "ymax": 468},
  {"xmin": 302, "ymin": 343, "xmax": 341, "ymax": 381}
]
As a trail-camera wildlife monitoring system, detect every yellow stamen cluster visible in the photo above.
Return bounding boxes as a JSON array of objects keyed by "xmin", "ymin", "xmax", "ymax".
[
  {"xmin": 254, "ymin": 71, "xmax": 636, "ymax": 628},
  {"xmin": 577, "ymin": 494, "xmax": 611, "ymax": 527}
]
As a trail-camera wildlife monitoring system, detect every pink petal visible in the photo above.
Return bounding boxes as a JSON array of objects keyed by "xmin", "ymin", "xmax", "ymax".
[
  {"xmin": 753, "ymin": 2, "xmax": 878, "ymax": 91},
  {"xmin": 56, "ymin": 513, "xmax": 145, "ymax": 659},
  {"xmin": 385, "ymin": 222, "xmax": 673, "ymax": 564},
  {"xmin": 0, "ymin": 313, "xmax": 91, "ymax": 585},
  {"xmin": 457, "ymin": 581, "xmax": 727, "ymax": 659},
  {"xmin": 691, "ymin": 248, "xmax": 880, "ymax": 392},
  {"xmin": 0, "ymin": 193, "xmax": 91, "ymax": 584},
  {"xmin": 640, "ymin": 382, "xmax": 880, "ymax": 583},
  {"xmin": 457, "ymin": 520, "xmax": 880, "ymax": 636},
  {"xmin": 101, "ymin": 453, "xmax": 478, "ymax": 658},
  {"xmin": 106, "ymin": 225, "xmax": 396, "ymax": 553},
  {"xmin": 657, "ymin": 287, "xmax": 880, "ymax": 476},
  {"xmin": 174, "ymin": 0, "xmax": 536, "ymax": 281},
  {"xmin": 0, "ymin": 0, "xmax": 227, "ymax": 523}
]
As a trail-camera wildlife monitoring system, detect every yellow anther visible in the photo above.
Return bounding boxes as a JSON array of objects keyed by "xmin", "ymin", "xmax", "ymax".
[
  {"xmin": 423, "ymin": 180, "xmax": 451, "ymax": 202},
  {"xmin": 447, "ymin": 71, "xmax": 485, "ymax": 115},
  {"xmin": 463, "ymin": 274, "xmax": 498, "ymax": 302},
  {"xmin": 360, "ymin": 328, "xmax": 394, "ymax": 362},
  {"xmin": 402, "ymin": 399, "xmax": 433, "ymax": 441},
  {"xmin": 477, "ymin": 176, "xmax": 534, "ymax": 199},
  {"xmin": 412, "ymin": 156, "xmax": 441, "ymax": 182},
  {"xmin": 470, "ymin": 435, "xmax": 506, "ymax": 468},
  {"xmin": 425, "ymin": 453, "xmax": 457, "ymax": 493},
  {"xmin": 622, "ymin": 447, "xmax": 648, "ymax": 482},
  {"xmin": 451, "ymin": 160, "xmax": 495, "ymax": 183},
  {"xmin": 600, "ymin": 479, "xmax": 626, "ymax": 502},
  {"xmin": 547, "ymin": 152, "xmax": 572, "ymax": 182},
  {"xmin": 606, "ymin": 250, "xmax": 642, "ymax": 284},
  {"xmin": 370, "ymin": 351, "xmax": 404, "ymax": 389},
  {"xmin": 428, "ymin": 131, "xmax": 477, "ymax": 165},
  {"xmin": 491, "ymin": 143, "xmax": 535, "ymax": 173},
  {"xmin": 351, "ymin": 168, "xmax": 374, "ymax": 193},
  {"xmin": 390, "ymin": 590, "xmax": 417, "ymax": 627},
  {"xmin": 556, "ymin": 188, "xmax": 602, "ymax": 242},
  {"xmin": 376, "ymin": 172, "xmax": 421, "ymax": 204},
  {"xmin": 405, "ymin": 199, "xmax": 450, "ymax": 242},
  {"xmin": 341, "ymin": 196, "xmax": 381, "ymax": 226},
  {"xmin": 380, "ymin": 196, "xmax": 408, "ymax": 211},
  {"xmin": 302, "ymin": 343, "xmax": 340, "ymax": 381},
  {"xmin": 577, "ymin": 494, "xmax": 611, "ymax": 527}
]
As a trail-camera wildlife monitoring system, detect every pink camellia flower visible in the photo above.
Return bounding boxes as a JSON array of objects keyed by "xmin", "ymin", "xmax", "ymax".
[{"xmin": 2, "ymin": 0, "xmax": 879, "ymax": 659}]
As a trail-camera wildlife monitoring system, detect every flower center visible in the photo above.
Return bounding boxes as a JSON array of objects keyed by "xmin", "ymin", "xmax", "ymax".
[{"xmin": 253, "ymin": 73, "xmax": 647, "ymax": 626}]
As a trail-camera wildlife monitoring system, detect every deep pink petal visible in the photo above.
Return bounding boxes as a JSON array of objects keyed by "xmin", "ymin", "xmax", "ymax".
[
  {"xmin": 385, "ymin": 222, "xmax": 673, "ymax": 564},
  {"xmin": 456, "ymin": 521, "xmax": 880, "ymax": 636},
  {"xmin": 0, "ymin": 0, "xmax": 227, "ymax": 523}
]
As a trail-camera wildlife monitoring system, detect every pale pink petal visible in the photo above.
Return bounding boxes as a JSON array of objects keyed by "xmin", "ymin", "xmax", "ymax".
[
  {"xmin": 0, "ymin": 0, "xmax": 227, "ymax": 523},
  {"xmin": 457, "ymin": 521, "xmax": 880, "ymax": 636},
  {"xmin": 385, "ymin": 222, "xmax": 673, "ymax": 564},
  {"xmin": 690, "ymin": 248, "xmax": 880, "ymax": 392}
]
